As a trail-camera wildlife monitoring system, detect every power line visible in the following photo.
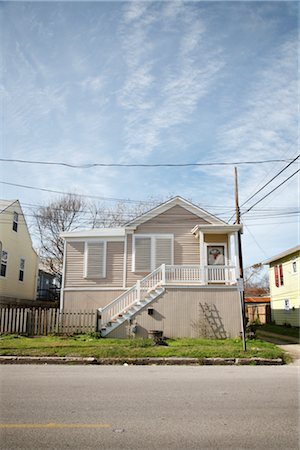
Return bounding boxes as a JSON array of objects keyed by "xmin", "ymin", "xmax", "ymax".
[
  {"xmin": 240, "ymin": 154, "xmax": 299, "ymax": 208},
  {"xmin": 228, "ymin": 154, "xmax": 299, "ymax": 222},
  {"xmin": 0, "ymin": 157, "xmax": 295, "ymax": 168},
  {"xmin": 0, "ymin": 181, "xmax": 143, "ymax": 203},
  {"xmin": 241, "ymin": 169, "xmax": 299, "ymax": 216}
]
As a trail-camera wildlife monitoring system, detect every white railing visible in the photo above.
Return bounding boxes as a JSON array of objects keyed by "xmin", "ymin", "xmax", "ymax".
[
  {"xmin": 204, "ymin": 265, "xmax": 236, "ymax": 283},
  {"xmin": 99, "ymin": 265, "xmax": 164, "ymax": 327},
  {"xmin": 165, "ymin": 265, "xmax": 236, "ymax": 284},
  {"xmin": 99, "ymin": 264, "xmax": 237, "ymax": 328}
]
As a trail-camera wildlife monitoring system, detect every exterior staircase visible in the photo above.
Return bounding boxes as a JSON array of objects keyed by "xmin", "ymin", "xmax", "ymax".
[
  {"xmin": 98, "ymin": 265, "xmax": 166, "ymax": 337},
  {"xmin": 98, "ymin": 263, "xmax": 237, "ymax": 337}
]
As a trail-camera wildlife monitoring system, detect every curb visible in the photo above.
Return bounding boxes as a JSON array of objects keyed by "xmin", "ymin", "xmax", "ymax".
[{"xmin": 0, "ymin": 356, "xmax": 284, "ymax": 365}]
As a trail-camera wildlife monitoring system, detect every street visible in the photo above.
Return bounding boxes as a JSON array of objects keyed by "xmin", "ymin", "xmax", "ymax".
[{"xmin": 0, "ymin": 365, "xmax": 298, "ymax": 450}]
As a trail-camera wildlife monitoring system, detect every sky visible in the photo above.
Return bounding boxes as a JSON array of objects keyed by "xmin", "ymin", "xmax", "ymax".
[{"xmin": 0, "ymin": 0, "xmax": 299, "ymax": 267}]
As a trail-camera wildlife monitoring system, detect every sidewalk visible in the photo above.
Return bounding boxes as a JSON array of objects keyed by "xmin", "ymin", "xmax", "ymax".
[{"xmin": 256, "ymin": 330, "xmax": 300, "ymax": 366}]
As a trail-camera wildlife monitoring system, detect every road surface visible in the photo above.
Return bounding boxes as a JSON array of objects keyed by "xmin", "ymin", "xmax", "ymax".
[{"xmin": 0, "ymin": 365, "xmax": 298, "ymax": 449}]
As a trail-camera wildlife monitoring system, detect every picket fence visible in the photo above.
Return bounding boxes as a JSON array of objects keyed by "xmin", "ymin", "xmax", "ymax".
[{"xmin": 0, "ymin": 307, "xmax": 97, "ymax": 336}]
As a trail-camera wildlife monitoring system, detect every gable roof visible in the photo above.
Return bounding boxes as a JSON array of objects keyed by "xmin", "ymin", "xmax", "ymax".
[
  {"xmin": 0, "ymin": 199, "xmax": 18, "ymax": 213},
  {"xmin": 263, "ymin": 245, "xmax": 300, "ymax": 265},
  {"xmin": 124, "ymin": 196, "xmax": 226, "ymax": 229}
]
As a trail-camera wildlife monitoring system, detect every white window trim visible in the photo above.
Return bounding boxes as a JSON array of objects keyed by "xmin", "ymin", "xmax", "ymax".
[
  {"xmin": 291, "ymin": 260, "xmax": 298, "ymax": 275},
  {"xmin": 84, "ymin": 240, "xmax": 107, "ymax": 279},
  {"xmin": 13, "ymin": 212, "xmax": 19, "ymax": 232},
  {"xmin": 132, "ymin": 234, "xmax": 174, "ymax": 272},
  {"xmin": 19, "ymin": 257, "xmax": 25, "ymax": 282},
  {"xmin": 0, "ymin": 250, "xmax": 8, "ymax": 278},
  {"xmin": 204, "ymin": 242, "xmax": 228, "ymax": 266}
]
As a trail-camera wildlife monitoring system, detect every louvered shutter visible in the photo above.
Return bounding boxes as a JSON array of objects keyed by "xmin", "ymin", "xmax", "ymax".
[
  {"xmin": 155, "ymin": 237, "xmax": 172, "ymax": 268},
  {"xmin": 279, "ymin": 264, "xmax": 284, "ymax": 286},
  {"xmin": 135, "ymin": 237, "xmax": 151, "ymax": 272},
  {"xmin": 274, "ymin": 265, "xmax": 279, "ymax": 287},
  {"xmin": 86, "ymin": 242, "xmax": 105, "ymax": 278}
]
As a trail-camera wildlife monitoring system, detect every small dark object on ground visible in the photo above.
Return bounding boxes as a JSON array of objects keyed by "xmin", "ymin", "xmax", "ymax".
[{"xmin": 148, "ymin": 330, "xmax": 168, "ymax": 346}]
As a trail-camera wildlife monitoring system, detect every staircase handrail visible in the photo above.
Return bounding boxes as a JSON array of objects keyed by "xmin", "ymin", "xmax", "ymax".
[{"xmin": 98, "ymin": 265, "xmax": 164, "ymax": 326}]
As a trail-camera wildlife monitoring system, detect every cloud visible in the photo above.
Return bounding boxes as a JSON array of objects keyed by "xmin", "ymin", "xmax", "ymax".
[
  {"xmin": 118, "ymin": 2, "xmax": 224, "ymax": 159},
  {"xmin": 80, "ymin": 76, "xmax": 105, "ymax": 92}
]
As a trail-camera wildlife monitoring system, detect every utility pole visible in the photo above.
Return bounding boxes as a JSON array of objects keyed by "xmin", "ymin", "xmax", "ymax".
[
  {"xmin": 234, "ymin": 167, "xmax": 244, "ymax": 278},
  {"xmin": 234, "ymin": 167, "xmax": 246, "ymax": 352}
]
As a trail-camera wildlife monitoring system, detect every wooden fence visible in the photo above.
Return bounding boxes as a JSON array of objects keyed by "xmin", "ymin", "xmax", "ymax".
[{"xmin": 0, "ymin": 308, "xmax": 97, "ymax": 336}]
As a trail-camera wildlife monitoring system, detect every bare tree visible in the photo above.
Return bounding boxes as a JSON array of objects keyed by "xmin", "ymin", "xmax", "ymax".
[
  {"xmin": 34, "ymin": 194, "xmax": 167, "ymax": 282},
  {"xmin": 244, "ymin": 263, "xmax": 269, "ymax": 297},
  {"xmin": 34, "ymin": 195, "xmax": 87, "ymax": 282}
]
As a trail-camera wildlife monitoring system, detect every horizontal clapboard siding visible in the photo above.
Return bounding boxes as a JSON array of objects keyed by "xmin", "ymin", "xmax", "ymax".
[
  {"xmin": 63, "ymin": 290, "xmax": 125, "ymax": 311},
  {"xmin": 109, "ymin": 287, "xmax": 241, "ymax": 339},
  {"xmin": 65, "ymin": 241, "xmax": 124, "ymax": 287},
  {"xmin": 126, "ymin": 206, "xmax": 204, "ymax": 286}
]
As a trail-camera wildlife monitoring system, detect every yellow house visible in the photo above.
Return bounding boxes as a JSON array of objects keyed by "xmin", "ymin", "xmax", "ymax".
[
  {"xmin": 263, "ymin": 246, "xmax": 300, "ymax": 327},
  {"xmin": 0, "ymin": 200, "xmax": 39, "ymax": 302}
]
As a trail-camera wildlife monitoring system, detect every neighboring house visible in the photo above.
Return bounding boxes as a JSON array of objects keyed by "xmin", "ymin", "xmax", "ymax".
[
  {"xmin": 61, "ymin": 197, "xmax": 243, "ymax": 338},
  {"xmin": 0, "ymin": 200, "xmax": 39, "ymax": 303},
  {"xmin": 37, "ymin": 268, "xmax": 60, "ymax": 301},
  {"xmin": 263, "ymin": 246, "xmax": 300, "ymax": 327},
  {"xmin": 244, "ymin": 297, "xmax": 271, "ymax": 324}
]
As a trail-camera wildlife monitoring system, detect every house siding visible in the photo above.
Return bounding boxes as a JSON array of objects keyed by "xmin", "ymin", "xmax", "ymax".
[
  {"xmin": 64, "ymin": 241, "xmax": 124, "ymax": 288},
  {"xmin": 126, "ymin": 205, "xmax": 205, "ymax": 286},
  {"xmin": 109, "ymin": 286, "xmax": 241, "ymax": 339},
  {"xmin": 0, "ymin": 202, "xmax": 39, "ymax": 301},
  {"xmin": 268, "ymin": 250, "xmax": 300, "ymax": 327},
  {"xmin": 63, "ymin": 289, "xmax": 125, "ymax": 311}
]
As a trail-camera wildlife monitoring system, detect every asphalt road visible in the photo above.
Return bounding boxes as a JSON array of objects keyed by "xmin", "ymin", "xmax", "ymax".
[{"xmin": 0, "ymin": 365, "xmax": 298, "ymax": 450}]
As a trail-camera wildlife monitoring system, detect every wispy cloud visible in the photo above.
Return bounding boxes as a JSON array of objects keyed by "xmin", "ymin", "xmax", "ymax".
[{"xmin": 118, "ymin": 2, "xmax": 224, "ymax": 160}]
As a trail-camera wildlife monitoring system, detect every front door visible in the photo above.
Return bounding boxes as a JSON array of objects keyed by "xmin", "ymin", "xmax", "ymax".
[
  {"xmin": 206, "ymin": 245, "xmax": 226, "ymax": 282},
  {"xmin": 207, "ymin": 245, "xmax": 225, "ymax": 266}
]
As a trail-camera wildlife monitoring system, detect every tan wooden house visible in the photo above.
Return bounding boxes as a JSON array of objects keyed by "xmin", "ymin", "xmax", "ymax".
[
  {"xmin": 61, "ymin": 197, "xmax": 243, "ymax": 338},
  {"xmin": 0, "ymin": 200, "xmax": 39, "ymax": 303}
]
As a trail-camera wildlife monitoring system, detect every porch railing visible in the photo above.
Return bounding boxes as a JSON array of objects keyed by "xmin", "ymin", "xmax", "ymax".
[
  {"xmin": 165, "ymin": 265, "xmax": 236, "ymax": 284},
  {"xmin": 99, "ymin": 264, "xmax": 237, "ymax": 328}
]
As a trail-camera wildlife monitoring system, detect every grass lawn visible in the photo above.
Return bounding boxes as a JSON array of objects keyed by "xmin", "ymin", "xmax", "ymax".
[
  {"xmin": 0, "ymin": 335, "xmax": 287, "ymax": 361},
  {"xmin": 257, "ymin": 324, "xmax": 300, "ymax": 339}
]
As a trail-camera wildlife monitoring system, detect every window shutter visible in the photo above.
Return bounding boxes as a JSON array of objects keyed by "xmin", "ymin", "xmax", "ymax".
[
  {"xmin": 274, "ymin": 265, "xmax": 279, "ymax": 287},
  {"xmin": 86, "ymin": 242, "xmax": 105, "ymax": 278},
  {"xmin": 135, "ymin": 238, "xmax": 151, "ymax": 272},
  {"xmin": 155, "ymin": 237, "xmax": 172, "ymax": 267},
  {"xmin": 279, "ymin": 264, "xmax": 284, "ymax": 286}
]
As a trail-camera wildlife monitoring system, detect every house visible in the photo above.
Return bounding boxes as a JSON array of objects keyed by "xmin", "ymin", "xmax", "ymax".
[
  {"xmin": 263, "ymin": 246, "xmax": 299, "ymax": 327},
  {"xmin": 0, "ymin": 200, "xmax": 39, "ymax": 303},
  {"xmin": 61, "ymin": 197, "xmax": 243, "ymax": 338},
  {"xmin": 244, "ymin": 297, "xmax": 271, "ymax": 324},
  {"xmin": 37, "ymin": 267, "xmax": 60, "ymax": 301}
]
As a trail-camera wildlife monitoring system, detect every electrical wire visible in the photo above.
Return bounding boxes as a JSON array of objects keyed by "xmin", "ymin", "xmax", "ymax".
[
  {"xmin": 241, "ymin": 169, "xmax": 299, "ymax": 216},
  {"xmin": 0, "ymin": 157, "xmax": 295, "ymax": 168}
]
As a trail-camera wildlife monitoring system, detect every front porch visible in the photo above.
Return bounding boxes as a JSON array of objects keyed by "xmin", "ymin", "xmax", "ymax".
[
  {"xmin": 164, "ymin": 264, "xmax": 237, "ymax": 285},
  {"xmin": 99, "ymin": 262, "xmax": 239, "ymax": 336}
]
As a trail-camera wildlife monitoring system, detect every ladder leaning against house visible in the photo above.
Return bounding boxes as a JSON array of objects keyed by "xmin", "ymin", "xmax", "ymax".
[{"xmin": 98, "ymin": 263, "xmax": 236, "ymax": 337}]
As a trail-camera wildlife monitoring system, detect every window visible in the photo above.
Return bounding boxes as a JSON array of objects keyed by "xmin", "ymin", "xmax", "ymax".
[
  {"xmin": 84, "ymin": 242, "xmax": 106, "ymax": 278},
  {"xmin": 207, "ymin": 245, "xmax": 225, "ymax": 265},
  {"xmin": 1, "ymin": 250, "xmax": 8, "ymax": 277},
  {"xmin": 12, "ymin": 212, "xmax": 18, "ymax": 232},
  {"xmin": 19, "ymin": 258, "xmax": 25, "ymax": 282},
  {"xmin": 274, "ymin": 264, "xmax": 284, "ymax": 287},
  {"xmin": 133, "ymin": 235, "xmax": 173, "ymax": 272},
  {"xmin": 292, "ymin": 261, "xmax": 297, "ymax": 273}
]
